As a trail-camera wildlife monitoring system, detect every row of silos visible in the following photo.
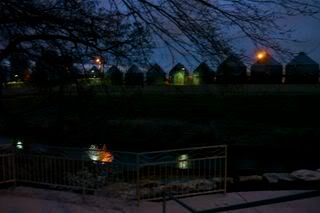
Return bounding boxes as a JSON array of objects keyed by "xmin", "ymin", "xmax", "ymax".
[
  {"xmin": 217, "ymin": 52, "xmax": 320, "ymax": 84},
  {"xmin": 95, "ymin": 52, "xmax": 319, "ymax": 85},
  {"xmin": 101, "ymin": 63, "xmax": 212, "ymax": 86}
]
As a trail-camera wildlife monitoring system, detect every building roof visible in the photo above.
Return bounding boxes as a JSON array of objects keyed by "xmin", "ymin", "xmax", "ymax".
[
  {"xmin": 219, "ymin": 55, "xmax": 246, "ymax": 68},
  {"xmin": 193, "ymin": 62, "xmax": 213, "ymax": 74},
  {"xmin": 287, "ymin": 52, "xmax": 319, "ymax": 65},
  {"xmin": 147, "ymin": 64, "xmax": 166, "ymax": 74},
  {"xmin": 107, "ymin": 65, "xmax": 122, "ymax": 74},
  {"xmin": 127, "ymin": 64, "xmax": 142, "ymax": 73},
  {"xmin": 169, "ymin": 63, "xmax": 188, "ymax": 75}
]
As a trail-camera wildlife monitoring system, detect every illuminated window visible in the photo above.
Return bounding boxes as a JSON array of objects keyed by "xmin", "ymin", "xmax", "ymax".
[{"xmin": 88, "ymin": 144, "xmax": 113, "ymax": 163}]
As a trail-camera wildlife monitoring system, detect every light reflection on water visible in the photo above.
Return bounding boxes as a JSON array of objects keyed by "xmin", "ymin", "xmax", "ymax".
[
  {"xmin": 88, "ymin": 144, "xmax": 113, "ymax": 163},
  {"xmin": 16, "ymin": 141, "xmax": 24, "ymax": 149}
]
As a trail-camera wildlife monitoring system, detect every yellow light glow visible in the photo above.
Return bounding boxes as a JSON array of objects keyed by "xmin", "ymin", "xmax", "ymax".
[
  {"xmin": 88, "ymin": 145, "xmax": 99, "ymax": 161},
  {"xmin": 256, "ymin": 51, "xmax": 267, "ymax": 60},
  {"xmin": 88, "ymin": 144, "xmax": 113, "ymax": 163},
  {"xmin": 100, "ymin": 144, "xmax": 113, "ymax": 163},
  {"xmin": 177, "ymin": 154, "xmax": 190, "ymax": 169}
]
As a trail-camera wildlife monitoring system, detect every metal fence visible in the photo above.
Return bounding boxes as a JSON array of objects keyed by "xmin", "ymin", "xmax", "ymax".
[
  {"xmin": 0, "ymin": 144, "xmax": 227, "ymax": 201},
  {"xmin": 0, "ymin": 145, "xmax": 15, "ymax": 185},
  {"xmin": 137, "ymin": 145, "xmax": 227, "ymax": 200}
]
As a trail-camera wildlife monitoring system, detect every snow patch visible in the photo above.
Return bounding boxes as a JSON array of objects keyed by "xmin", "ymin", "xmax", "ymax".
[
  {"xmin": 263, "ymin": 173, "xmax": 296, "ymax": 183},
  {"xmin": 290, "ymin": 170, "xmax": 320, "ymax": 181}
]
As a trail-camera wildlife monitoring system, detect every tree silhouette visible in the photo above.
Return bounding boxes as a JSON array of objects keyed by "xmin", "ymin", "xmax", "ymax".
[
  {"xmin": 32, "ymin": 50, "xmax": 75, "ymax": 93},
  {"xmin": 1, "ymin": 0, "xmax": 319, "ymax": 65},
  {"xmin": 0, "ymin": 0, "xmax": 151, "ymax": 64}
]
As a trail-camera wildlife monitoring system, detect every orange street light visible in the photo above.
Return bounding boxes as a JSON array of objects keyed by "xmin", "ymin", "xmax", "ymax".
[
  {"xmin": 94, "ymin": 56, "xmax": 105, "ymax": 78},
  {"xmin": 95, "ymin": 57, "xmax": 101, "ymax": 64},
  {"xmin": 256, "ymin": 51, "xmax": 267, "ymax": 60}
]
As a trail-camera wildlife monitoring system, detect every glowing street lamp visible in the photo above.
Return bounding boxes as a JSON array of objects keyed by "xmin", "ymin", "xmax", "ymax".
[
  {"xmin": 94, "ymin": 56, "xmax": 105, "ymax": 78},
  {"xmin": 95, "ymin": 57, "xmax": 101, "ymax": 64},
  {"xmin": 256, "ymin": 51, "xmax": 267, "ymax": 61}
]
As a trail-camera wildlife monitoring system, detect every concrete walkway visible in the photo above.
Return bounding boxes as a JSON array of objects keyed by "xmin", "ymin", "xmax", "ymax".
[{"xmin": 0, "ymin": 187, "xmax": 319, "ymax": 212}]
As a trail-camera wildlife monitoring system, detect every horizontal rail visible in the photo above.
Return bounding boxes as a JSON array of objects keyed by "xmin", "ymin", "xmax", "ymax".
[
  {"xmin": 17, "ymin": 180, "xmax": 96, "ymax": 191},
  {"xmin": 0, "ymin": 179, "xmax": 16, "ymax": 184},
  {"xmin": 139, "ymin": 156, "xmax": 226, "ymax": 166},
  {"xmin": 139, "ymin": 145, "xmax": 227, "ymax": 155},
  {"xmin": 150, "ymin": 190, "xmax": 225, "ymax": 201},
  {"xmin": 0, "ymin": 154, "xmax": 14, "ymax": 157}
]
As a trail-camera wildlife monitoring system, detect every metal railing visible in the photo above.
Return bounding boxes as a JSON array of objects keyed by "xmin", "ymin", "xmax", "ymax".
[
  {"xmin": 136, "ymin": 145, "xmax": 227, "ymax": 200},
  {"xmin": 0, "ymin": 145, "xmax": 15, "ymax": 185},
  {"xmin": 0, "ymin": 144, "xmax": 227, "ymax": 202}
]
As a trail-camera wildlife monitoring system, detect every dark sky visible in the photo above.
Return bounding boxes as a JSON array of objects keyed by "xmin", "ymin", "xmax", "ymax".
[{"xmin": 152, "ymin": 15, "xmax": 320, "ymax": 71}]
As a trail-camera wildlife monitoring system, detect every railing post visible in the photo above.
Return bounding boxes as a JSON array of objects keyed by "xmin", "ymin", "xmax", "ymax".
[
  {"xmin": 136, "ymin": 153, "xmax": 140, "ymax": 206},
  {"xmin": 162, "ymin": 192, "xmax": 167, "ymax": 213},
  {"xmin": 224, "ymin": 145, "xmax": 228, "ymax": 194},
  {"xmin": 12, "ymin": 146, "xmax": 16, "ymax": 190},
  {"xmin": 81, "ymin": 158, "xmax": 86, "ymax": 197}
]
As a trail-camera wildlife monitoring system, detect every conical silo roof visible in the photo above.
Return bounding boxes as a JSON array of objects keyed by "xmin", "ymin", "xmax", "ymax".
[
  {"xmin": 194, "ymin": 62, "xmax": 213, "ymax": 74},
  {"xmin": 288, "ymin": 52, "xmax": 318, "ymax": 65},
  {"xmin": 127, "ymin": 64, "xmax": 142, "ymax": 73},
  {"xmin": 219, "ymin": 55, "xmax": 246, "ymax": 68},
  {"xmin": 169, "ymin": 63, "xmax": 188, "ymax": 75},
  {"xmin": 107, "ymin": 65, "xmax": 122, "ymax": 74},
  {"xmin": 147, "ymin": 63, "xmax": 166, "ymax": 74}
]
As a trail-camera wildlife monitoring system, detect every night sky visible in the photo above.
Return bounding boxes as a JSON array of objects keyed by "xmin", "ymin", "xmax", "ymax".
[{"xmin": 153, "ymin": 15, "xmax": 320, "ymax": 70}]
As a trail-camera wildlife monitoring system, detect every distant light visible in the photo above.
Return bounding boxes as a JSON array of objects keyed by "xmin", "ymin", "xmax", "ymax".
[
  {"xmin": 16, "ymin": 141, "xmax": 23, "ymax": 149},
  {"xmin": 256, "ymin": 51, "xmax": 267, "ymax": 60},
  {"xmin": 95, "ymin": 57, "xmax": 101, "ymax": 64},
  {"xmin": 91, "ymin": 70, "xmax": 95, "ymax": 73},
  {"xmin": 88, "ymin": 145, "xmax": 99, "ymax": 161},
  {"xmin": 14, "ymin": 74, "xmax": 18, "ymax": 78},
  {"xmin": 177, "ymin": 154, "xmax": 190, "ymax": 169},
  {"xmin": 88, "ymin": 144, "xmax": 113, "ymax": 163}
]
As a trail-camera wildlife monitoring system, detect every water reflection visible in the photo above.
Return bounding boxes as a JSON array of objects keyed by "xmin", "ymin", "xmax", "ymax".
[
  {"xmin": 177, "ymin": 154, "xmax": 190, "ymax": 169},
  {"xmin": 88, "ymin": 144, "xmax": 113, "ymax": 163},
  {"xmin": 16, "ymin": 140, "xmax": 24, "ymax": 150}
]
